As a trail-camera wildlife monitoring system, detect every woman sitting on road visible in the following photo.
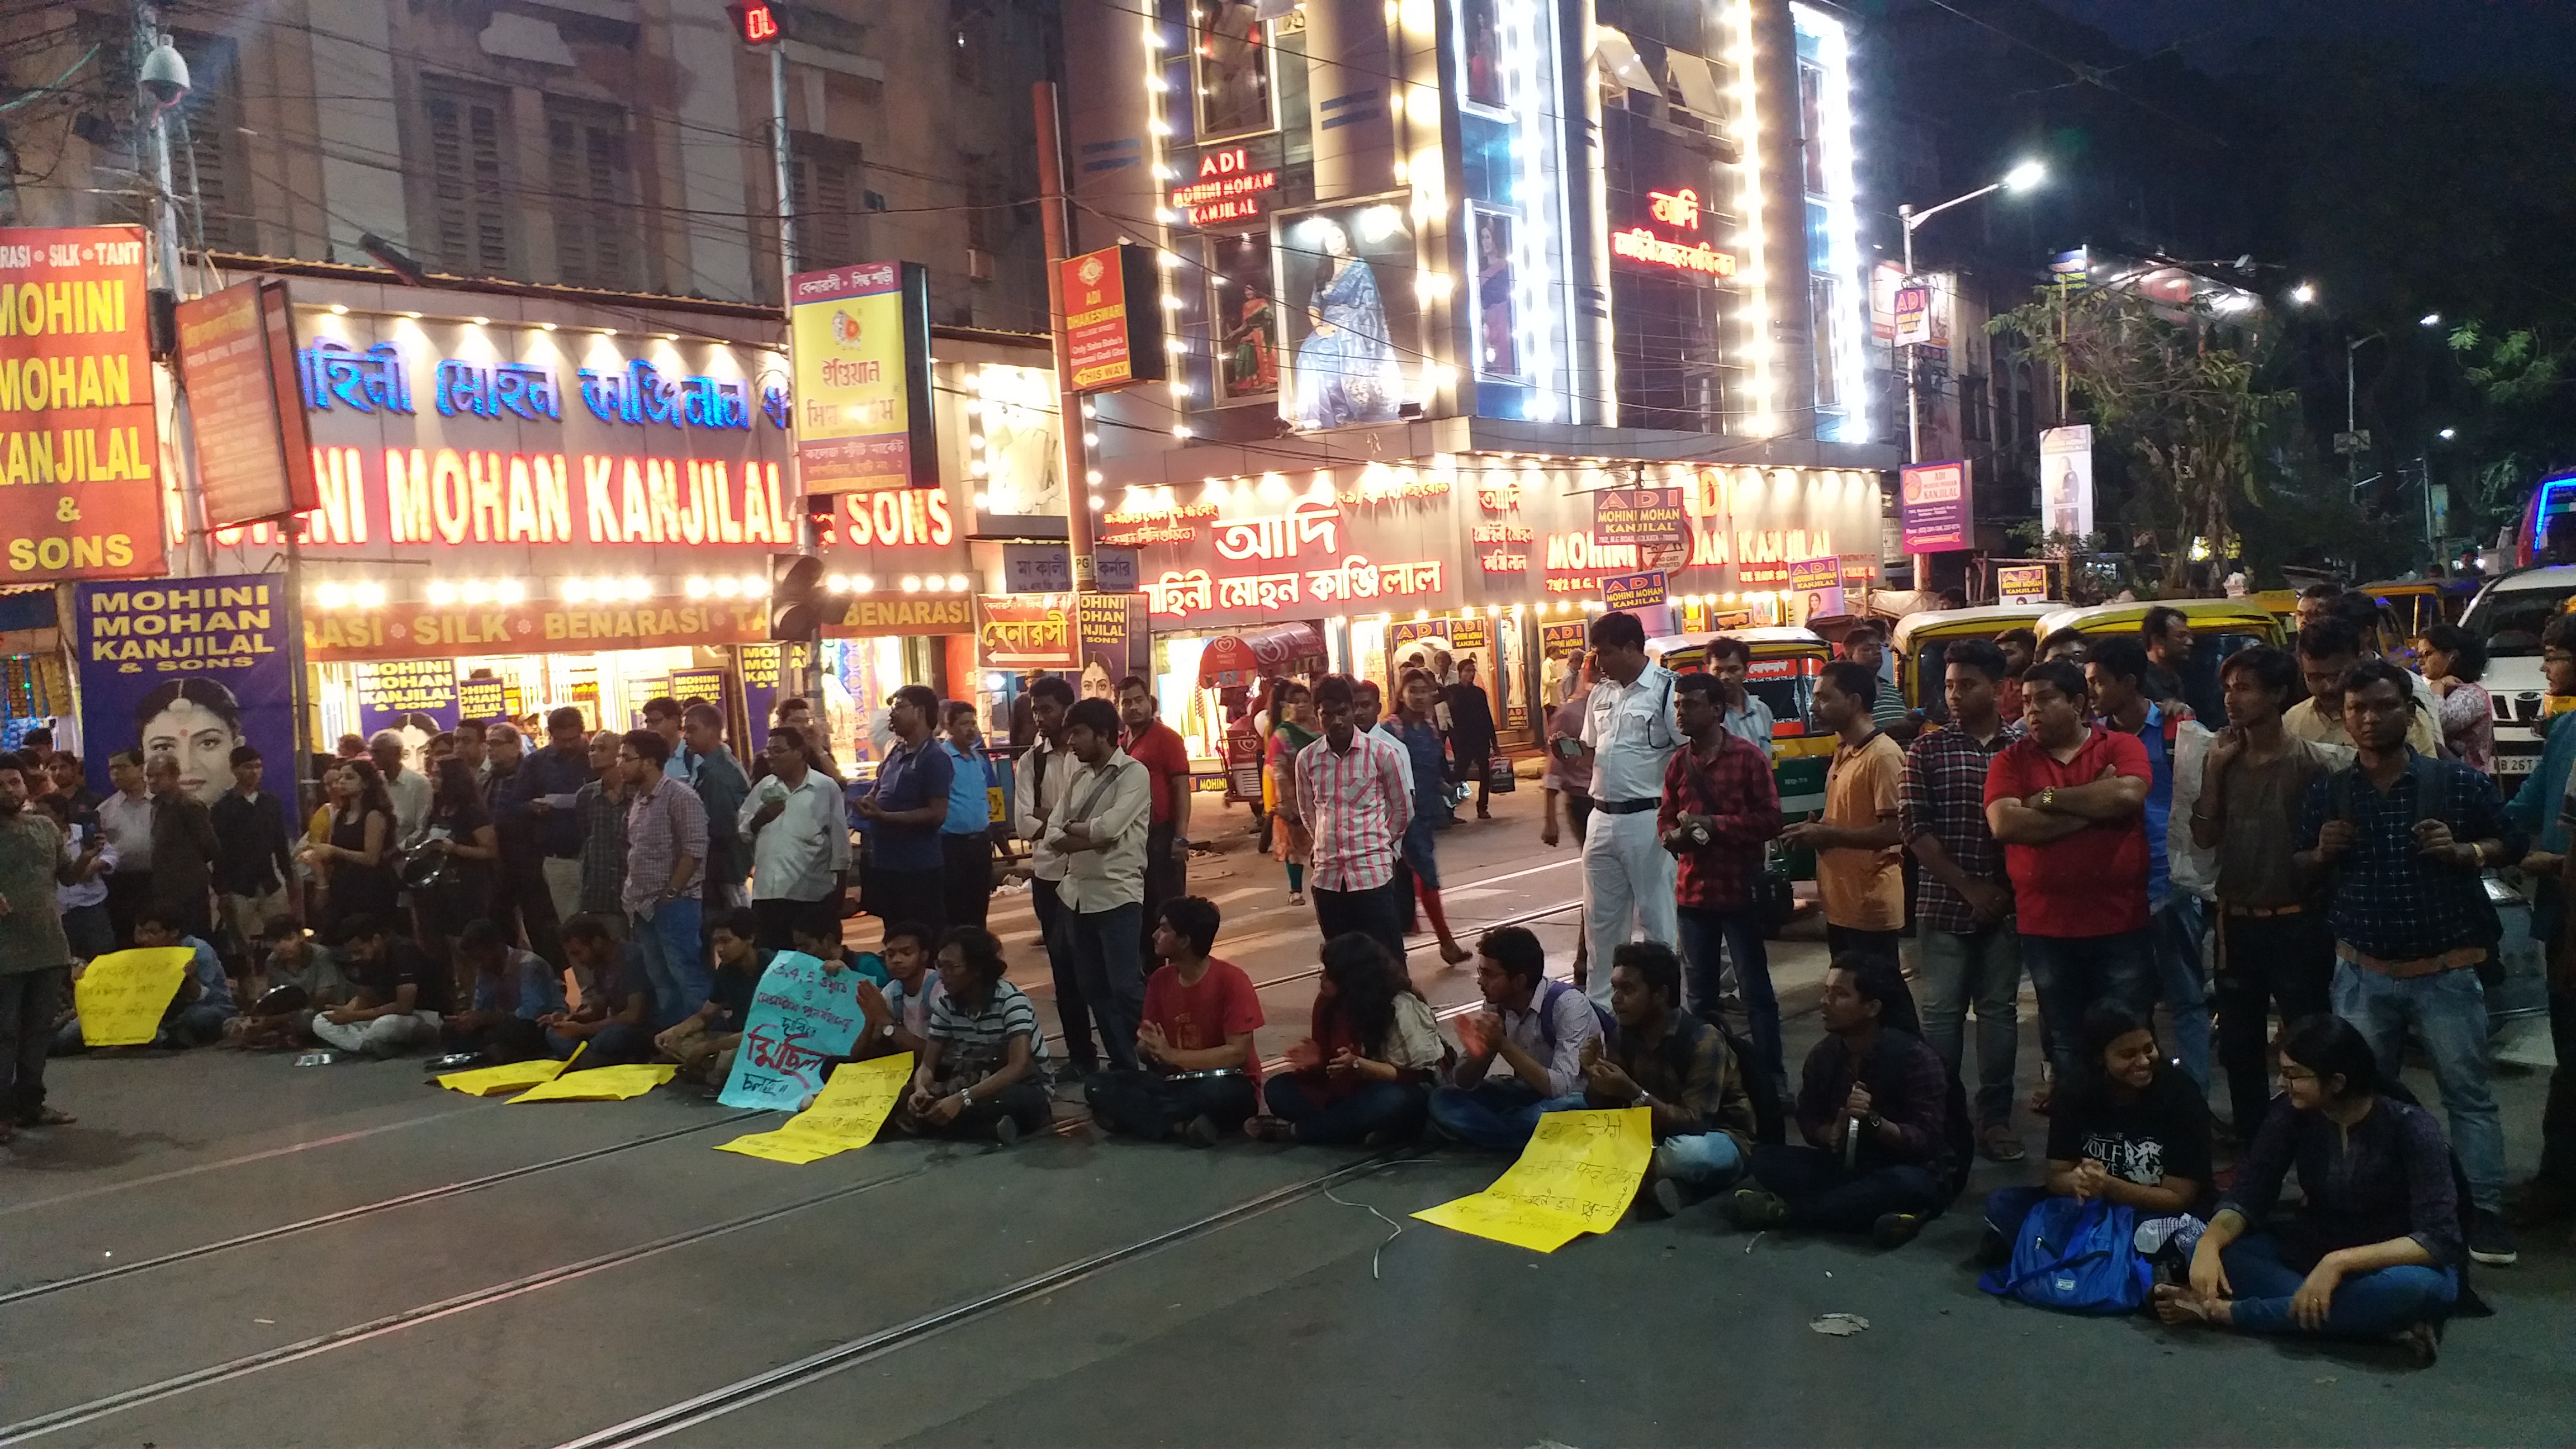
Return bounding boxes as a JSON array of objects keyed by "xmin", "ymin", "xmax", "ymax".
[
  {"xmin": 1982, "ymin": 1003, "xmax": 2213, "ymax": 1254},
  {"xmin": 1249, "ymin": 934, "xmax": 1444, "ymax": 1145},
  {"xmin": 2154, "ymin": 1015, "xmax": 2466, "ymax": 1358}
]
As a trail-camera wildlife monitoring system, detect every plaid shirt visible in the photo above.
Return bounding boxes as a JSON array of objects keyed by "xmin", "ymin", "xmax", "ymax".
[
  {"xmin": 2296, "ymin": 751, "xmax": 2521, "ymax": 963},
  {"xmin": 1656, "ymin": 732, "xmax": 1781, "ymax": 910},
  {"xmin": 1900, "ymin": 722, "xmax": 2021, "ymax": 933},
  {"xmin": 1293, "ymin": 731, "xmax": 1412, "ymax": 892},
  {"xmin": 574, "ymin": 779, "xmax": 629, "ymax": 917},
  {"xmin": 622, "ymin": 772, "xmax": 709, "ymax": 917}
]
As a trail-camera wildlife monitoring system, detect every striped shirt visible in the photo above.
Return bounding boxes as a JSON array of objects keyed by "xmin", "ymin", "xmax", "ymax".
[
  {"xmin": 929, "ymin": 977, "xmax": 1050, "ymax": 1087},
  {"xmin": 1293, "ymin": 729, "xmax": 1412, "ymax": 892},
  {"xmin": 622, "ymin": 773, "xmax": 708, "ymax": 916}
]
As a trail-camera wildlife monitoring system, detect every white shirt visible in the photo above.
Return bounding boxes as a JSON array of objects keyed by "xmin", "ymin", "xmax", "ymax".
[
  {"xmin": 58, "ymin": 828, "xmax": 115, "ymax": 910},
  {"xmin": 739, "ymin": 768, "xmax": 851, "ymax": 902},
  {"xmin": 1014, "ymin": 736, "xmax": 1076, "ymax": 883},
  {"xmin": 1052, "ymin": 749, "xmax": 1151, "ymax": 913},
  {"xmin": 98, "ymin": 789, "xmax": 155, "ymax": 872},
  {"xmin": 1581, "ymin": 664, "xmax": 1683, "ymax": 803},
  {"xmin": 383, "ymin": 764, "xmax": 433, "ymax": 847}
]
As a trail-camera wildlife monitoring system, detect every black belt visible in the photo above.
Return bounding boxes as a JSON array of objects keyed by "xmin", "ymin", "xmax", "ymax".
[{"xmin": 1597, "ymin": 798, "xmax": 1660, "ymax": 815}]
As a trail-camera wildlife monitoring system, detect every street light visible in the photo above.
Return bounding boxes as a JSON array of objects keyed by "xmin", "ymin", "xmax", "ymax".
[
  {"xmin": 2420, "ymin": 312, "xmax": 2443, "ymax": 328},
  {"xmin": 2440, "ymin": 427, "xmax": 2457, "ymax": 441},
  {"xmin": 1897, "ymin": 159, "xmax": 2047, "ymax": 463},
  {"xmin": 2290, "ymin": 282, "xmax": 2317, "ymax": 305}
]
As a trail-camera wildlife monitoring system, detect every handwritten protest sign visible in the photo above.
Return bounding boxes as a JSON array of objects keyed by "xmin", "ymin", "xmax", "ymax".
[
  {"xmin": 1413, "ymin": 1107, "xmax": 1652, "ymax": 1253},
  {"xmin": 508, "ymin": 1063, "xmax": 676, "ymax": 1102},
  {"xmin": 435, "ymin": 1059, "xmax": 569, "ymax": 1097},
  {"xmin": 717, "ymin": 1052, "xmax": 912, "ymax": 1165},
  {"xmin": 73, "ymin": 947, "xmax": 195, "ymax": 1046},
  {"xmin": 717, "ymin": 951, "xmax": 868, "ymax": 1110}
]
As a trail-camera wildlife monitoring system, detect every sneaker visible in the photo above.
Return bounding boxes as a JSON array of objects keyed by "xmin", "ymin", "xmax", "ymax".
[
  {"xmin": 1871, "ymin": 1211, "xmax": 1923, "ymax": 1249},
  {"xmin": 1179, "ymin": 1112, "xmax": 1220, "ymax": 1149},
  {"xmin": 991, "ymin": 1116, "xmax": 1020, "ymax": 1149},
  {"xmin": 1288, "ymin": 892, "xmax": 1306, "ymax": 907},
  {"xmin": 1727, "ymin": 1188, "xmax": 1789, "ymax": 1230},
  {"xmin": 2468, "ymin": 1208, "xmax": 2518, "ymax": 1266},
  {"xmin": 1978, "ymin": 1122, "xmax": 2026, "ymax": 1163}
]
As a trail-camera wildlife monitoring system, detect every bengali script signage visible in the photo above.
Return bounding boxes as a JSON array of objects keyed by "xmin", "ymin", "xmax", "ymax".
[
  {"xmin": 177, "ymin": 278, "xmax": 318, "ymax": 529},
  {"xmin": 788, "ymin": 261, "xmax": 933, "ymax": 493},
  {"xmin": 306, "ymin": 596, "xmax": 771, "ymax": 662},
  {"xmin": 976, "ymin": 594, "xmax": 1081, "ymax": 670},
  {"xmin": 1607, "ymin": 188, "xmax": 1736, "ymax": 280},
  {"xmin": 0, "ymin": 225, "xmax": 164, "ymax": 581}
]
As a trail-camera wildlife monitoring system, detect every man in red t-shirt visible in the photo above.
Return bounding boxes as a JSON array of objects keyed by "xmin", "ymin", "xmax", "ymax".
[
  {"xmin": 1120, "ymin": 677, "xmax": 1194, "ymax": 966},
  {"xmin": 1083, "ymin": 894, "xmax": 1263, "ymax": 1144},
  {"xmin": 1983, "ymin": 658, "xmax": 2156, "ymax": 1083}
]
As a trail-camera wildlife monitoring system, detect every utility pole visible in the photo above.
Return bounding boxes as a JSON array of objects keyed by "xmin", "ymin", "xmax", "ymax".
[
  {"xmin": 1033, "ymin": 81, "xmax": 1095, "ymax": 591},
  {"xmin": 770, "ymin": 44, "xmax": 795, "ymax": 299},
  {"xmin": 135, "ymin": 7, "xmax": 185, "ymax": 297}
]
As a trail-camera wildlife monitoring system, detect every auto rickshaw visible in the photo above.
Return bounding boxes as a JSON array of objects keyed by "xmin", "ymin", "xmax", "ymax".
[
  {"xmin": 1891, "ymin": 603, "xmax": 2057, "ymax": 722},
  {"xmin": 1649, "ymin": 628, "xmax": 1834, "ymax": 911},
  {"xmin": 2034, "ymin": 598, "xmax": 2288, "ymax": 726}
]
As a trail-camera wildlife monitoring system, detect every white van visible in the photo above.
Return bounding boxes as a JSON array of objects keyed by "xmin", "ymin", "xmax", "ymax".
[{"xmin": 2460, "ymin": 564, "xmax": 2576, "ymax": 782}]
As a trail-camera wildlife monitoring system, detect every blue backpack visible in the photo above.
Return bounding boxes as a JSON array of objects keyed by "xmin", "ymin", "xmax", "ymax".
[{"xmin": 1977, "ymin": 1197, "xmax": 2151, "ymax": 1315}]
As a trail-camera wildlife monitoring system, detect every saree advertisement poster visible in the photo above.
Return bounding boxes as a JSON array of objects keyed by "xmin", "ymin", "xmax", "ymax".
[
  {"xmin": 1276, "ymin": 198, "xmax": 1422, "ymax": 433},
  {"xmin": 76, "ymin": 574, "xmax": 295, "ymax": 806}
]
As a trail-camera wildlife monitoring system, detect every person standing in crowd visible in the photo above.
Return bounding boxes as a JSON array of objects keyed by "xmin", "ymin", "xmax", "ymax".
[
  {"xmin": 640, "ymin": 697, "xmax": 691, "ymax": 784},
  {"xmin": 2418, "ymin": 623, "xmax": 2496, "ymax": 774},
  {"xmin": 451, "ymin": 718, "xmax": 490, "ymax": 781},
  {"xmin": 619, "ymin": 728, "xmax": 711, "ymax": 1029},
  {"xmin": 681, "ymin": 704, "xmax": 750, "ymax": 916},
  {"xmin": 44, "ymin": 792, "xmax": 114, "ymax": 962},
  {"xmin": 98, "ymin": 750, "xmax": 155, "ymax": 948},
  {"xmin": 908, "ymin": 924, "xmax": 1053, "ymax": 1145},
  {"xmin": 417, "ymin": 755, "xmax": 499, "ymax": 970},
  {"xmin": 2191, "ymin": 645, "xmax": 2338, "ymax": 1145},
  {"xmin": 1251, "ymin": 934, "xmax": 1443, "ymax": 1144},
  {"xmin": 144, "ymin": 755, "xmax": 220, "ymax": 944},
  {"xmin": 572, "ymin": 730, "xmax": 631, "ymax": 943},
  {"xmin": 2287, "ymin": 618, "xmax": 2442, "ymax": 755},
  {"xmin": 1840, "ymin": 621, "xmax": 1911, "ymax": 735},
  {"xmin": 1579, "ymin": 610, "xmax": 1683, "ymax": 1007},
  {"xmin": 1986, "ymin": 659, "xmax": 2154, "ymax": 1090},
  {"xmin": 369, "ymin": 731, "xmax": 432, "ymax": 849},
  {"xmin": 1730, "ymin": 959, "xmax": 1953, "ymax": 1247},
  {"xmin": 2038, "ymin": 628, "xmax": 2088, "ymax": 665},
  {"xmin": 1049, "ymin": 697, "xmax": 1152, "ymax": 1075},
  {"xmin": 1706, "ymin": 637, "xmax": 1777, "ymax": 757},
  {"xmin": 1390, "ymin": 670, "xmax": 1472, "ymax": 964},
  {"xmin": 306, "ymin": 760, "xmax": 399, "ymax": 944},
  {"xmin": 1007, "ymin": 673, "xmax": 1044, "ymax": 750},
  {"xmin": 854, "ymin": 684, "xmax": 952, "ymax": 935},
  {"xmin": 0, "ymin": 752, "xmax": 74, "ymax": 1143},
  {"xmin": 2296, "ymin": 658, "xmax": 2520, "ymax": 1266},
  {"xmin": 1266, "ymin": 679, "xmax": 1319, "ymax": 905},
  {"xmin": 1428, "ymin": 924, "xmax": 1602, "ymax": 1150},
  {"xmin": 2141, "ymin": 604, "xmax": 2206, "ymax": 716},
  {"xmin": 741, "ymin": 724, "xmax": 851, "ymax": 951},
  {"xmin": 1783, "ymin": 661, "xmax": 1906, "ymax": 963},
  {"xmin": 515, "ymin": 709, "xmax": 595, "ymax": 927},
  {"xmin": 1660, "ymin": 671, "xmax": 1783, "ymax": 1052},
  {"xmin": 482, "ymin": 724, "xmax": 562, "ymax": 967},
  {"xmin": 1995, "ymin": 628, "xmax": 2037, "ymax": 727},
  {"xmin": 2294, "ymin": 582, "xmax": 2343, "ymax": 630},
  {"xmin": 2502, "ymin": 616, "xmax": 2576, "ymax": 1231},
  {"xmin": 1444, "ymin": 656, "xmax": 1499, "ymax": 820},
  {"xmin": 1902, "ymin": 639, "xmax": 2024, "ymax": 1163},
  {"xmin": 938, "ymin": 702, "xmax": 998, "ymax": 930},
  {"xmin": 210, "ymin": 746, "xmax": 301, "ymax": 971},
  {"xmin": 1539, "ymin": 654, "xmax": 1595, "ymax": 984},
  {"xmin": 2090, "ymin": 636, "xmax": 2211, "ymax": 1096},
  {"xmin": 1286, "ymin": 675, "xmax": 1412, "ymax": 961},
  {"xmin": 1086, "ymin": 894, "xmax": 1266, "ymax": 1144},
  {"xmin": 1014, "ymin": 676, "xmax": 1100, "ymax": 1077},
  {"xmin": 1585, "ymin": 940, "xmax": 1760, "ymax": 1215},
  {"xmin": 310, "ymin": 913, "xmax": 446, "ymax": 1058},
  {"xmin": 1118, "ymin": 676, "xmax": 1193, "ymax": 954},
  {"xmin": 1355, "ymin": 679, "xmax": 1424, "ymax": 935}
]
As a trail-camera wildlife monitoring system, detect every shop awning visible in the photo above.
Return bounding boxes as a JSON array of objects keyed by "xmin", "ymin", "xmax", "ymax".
[{"xmin": 1197, "ymin": 622, "xmax": 1326, "ymax": 688}]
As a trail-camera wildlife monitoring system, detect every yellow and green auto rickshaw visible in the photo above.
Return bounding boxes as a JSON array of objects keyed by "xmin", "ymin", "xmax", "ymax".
[
  {"xmin": 2035, "ymin": 598, "xmax": 2288, "ymax": 726},
  {"xmin": 1891, "ymin": 603, "xmax": 2058, "ymax": 723},
  {"xmin": 1649, "ymin": 627, "xmax": 1834, "ymax": 905}
]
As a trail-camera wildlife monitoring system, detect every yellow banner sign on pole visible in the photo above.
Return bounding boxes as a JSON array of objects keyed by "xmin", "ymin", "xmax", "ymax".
[
  {"xmin": 73, "ymin": 947, "xmax": 196, "ymax": 1046},
  {"xmin": 1413, "ymin": 1107, "xmax": 1653, "ymax": 1253},
  {"xmin": 716, "ymin": 1052, "xmax": 912, "ymax": 1165}
]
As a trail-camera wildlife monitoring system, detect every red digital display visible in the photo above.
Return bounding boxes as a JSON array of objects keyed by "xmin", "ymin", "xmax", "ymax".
[{"xmin": 730, "ymin": 2, "xmax": 782, "ymax": 44}]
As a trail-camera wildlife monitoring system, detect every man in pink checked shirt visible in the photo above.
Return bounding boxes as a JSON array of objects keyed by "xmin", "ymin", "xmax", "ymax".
[{"xmin": 1284, "ymin": 675, "xmax": 1412, "ymax": 962}]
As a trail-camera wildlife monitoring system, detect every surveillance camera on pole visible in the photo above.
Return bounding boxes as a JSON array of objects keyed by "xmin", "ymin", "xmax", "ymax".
[{"xmin": 139, "ymin": 39, "xmax": 191, "ymax": 110}]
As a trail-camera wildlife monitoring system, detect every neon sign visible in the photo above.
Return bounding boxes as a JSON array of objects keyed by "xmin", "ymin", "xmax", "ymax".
[
  {"xmin": 1170, "ymin": 148, "xmax": 1278, "ymax": 229},
  {"xmin": 298, "ymin": 339, "xmax": 785, "ymax": 432},
  {"xmin": 1610, "ymin": 183, "xmax": 1738, "ymax": 280}
]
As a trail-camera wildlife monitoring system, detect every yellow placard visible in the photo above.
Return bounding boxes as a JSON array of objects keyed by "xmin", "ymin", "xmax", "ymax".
[
  {"xmin": 507, "ymin": 1063, "xmax": 676, "ymax": 1103},
  {"xmin": 1412, "ymin": 1107, "xmax": 1653, "ymax": 1253},
  {"xmin": 716, "ymin": 1052, "xmax": 912, "ymax": 1164},
  {"xmin": 73, "ymin": 947, "xmax": 196, "ymax": 1046},
  {"xmin": 434, "ymin": 1059, "xmax": 568, "ymax": 1097}
]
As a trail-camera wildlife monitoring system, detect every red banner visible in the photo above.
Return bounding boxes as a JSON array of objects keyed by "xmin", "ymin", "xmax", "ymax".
[
  {"xmin": 305, "ymin": 595, "xmax": 771, "ymax": 661},
  {"xmin": 178, "ymin": 278, "xmax": 318, "ymax": 529},
  {"xmin": 0, "ymin": 226, "xmax": 165, "ymax": 581}
]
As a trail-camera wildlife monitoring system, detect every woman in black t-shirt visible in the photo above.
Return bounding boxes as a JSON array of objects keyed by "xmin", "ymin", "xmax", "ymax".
[
  {"xmin": 1985, "ymin": 1003, "xmax": 2213, "ymax": 1248},
  {"xmin": 418, "ymin": 757, "xmax": 500, "ymax": 953}
]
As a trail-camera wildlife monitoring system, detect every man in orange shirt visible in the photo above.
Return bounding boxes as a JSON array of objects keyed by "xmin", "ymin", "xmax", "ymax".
[{"xmin": 1782, "ymin": 661, "xmax": 1905, "ymax": 965}]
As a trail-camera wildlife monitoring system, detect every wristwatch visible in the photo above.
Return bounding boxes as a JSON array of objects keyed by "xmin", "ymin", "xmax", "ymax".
[
  {"xmin": 2038, "ymin": 786, "xmax": 2059, "ymax": 811},
  {"xmin": 959, "ymin": 1087, "xmax": 975, "ymax": 1107}
]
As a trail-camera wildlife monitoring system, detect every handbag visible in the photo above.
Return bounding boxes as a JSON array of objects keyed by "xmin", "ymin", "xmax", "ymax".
[
  {"xmin": 1977, "ymin": 1196, "xmax": 2151, "ymax": 1314},
  {"xmin": 1484, "ymin": 755, "xmax": 1517, "ymax": 794}
]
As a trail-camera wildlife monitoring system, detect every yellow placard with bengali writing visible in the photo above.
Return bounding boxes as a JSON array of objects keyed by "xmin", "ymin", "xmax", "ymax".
[
  {"xmin": 1412, "ymin": 1107, "xmax": 1653, "ymax": 1253},
  {"xmin": 507, "ymin": 1063, "xmax": 676, "ymax": 1103},
  {"xmin": 73, "ymin": 947, "xmax": 195, "ymax": 1046},
  {"xmin": 435, "ymin": 1058, "xmax": 569, "ymax": 1097},
  {"xmin": 716, "ymin": 1052, "xmax": 912, "ymax": 1165}
]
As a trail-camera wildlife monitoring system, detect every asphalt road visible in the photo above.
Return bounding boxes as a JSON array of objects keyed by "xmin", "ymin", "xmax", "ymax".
[{"xmin": 2, "ymin": 790, "xmax": 2569, "ymax": 1447}]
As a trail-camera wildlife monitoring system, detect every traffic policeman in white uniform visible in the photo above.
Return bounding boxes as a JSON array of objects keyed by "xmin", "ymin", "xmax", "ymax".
[{"xmin": 1578, "ymin": 610, "xmax": 1684, "ymax": 1007}]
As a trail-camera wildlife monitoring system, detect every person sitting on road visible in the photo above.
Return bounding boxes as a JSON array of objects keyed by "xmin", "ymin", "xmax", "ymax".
[
  {"xmin": 849, "ymin": 920, "xmax": 943, "ymax": 1063},
  {"xmin": 906, "ymin": 925, "xmax": 1053, "ymax": 1145},
  {"xmin": 1982, "ymin": 1002, "xmax": 2213, "ymax": 1257},
  {"xmin": 309, "ymin": 913, "xmax": 446, "ymax": 1058},
  {"xmin": 224, "ymin": 918, "xmax": 349, "ymax": 1050},
  {"xmin": 1427, "ymin": 925, "xmax": 1601, "ymax": 1150},
  {"xmin": 792, "ymin": 917, "xmax": 888, "ymax": 985},
  {"xmin": 1087, "ymin": 894, "xmax": 1266, "ymax": 1145},
  {"xmin": 1583, "ymin": 940, "xmax": 1757, "ymax": 1216},
  {"xmin": 1731, "ymin": 958, "xmax": 1952, "ymax": 1247},
  {"xmin": 1249, "ymin": 934, "xmax": 1445, "ymax": 1145},
  {"xmin": 536, "ymin": 914, "xmax": 655, "ymax": 1068},
  {"xmin": 56, "ymin": 905, "xmax": 233, "ymax": 1052},
  {"xmin": 437, "ymin": 917, "xmax": 565, "ymax": 1063},
  {"xmin": 2155, "ymin": 1014, "xmax": 2468, "ymax": 1357},
  {"xmin": 657, "ymin": 907, "xmax": 771, "ymax": 1083}
]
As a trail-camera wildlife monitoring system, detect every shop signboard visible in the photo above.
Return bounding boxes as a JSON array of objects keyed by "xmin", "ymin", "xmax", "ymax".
[
  {"xmin": 1001, "ymin": 543, "xmax": 1073, "ymax": 594},
  {"xmin": 1540, "ymin": 621, "xmax": 1588, "ymax": 657},
  {"xmin": 1076, "ymin": 592, "xmax": 1149, "ymax": 699},
  {"xmin": 1788, "ymin": 555, "xmax": 1845, "ymax": 619},
  {"xmin": 1388, "ymin": 617, "xmax": 1491, "ymax": 655},
  {"xmin": 306, "ymin": 595, "xmax": 773, "ymax": 662},
  {"xmin": 823, "ymin": 594, "xmax": 973, "ymax": 638},
  {"xmin": 457, "ymin": 675, "xmax": 509, "ymax": 721},
  {"xmin": 1893, "ymin": 285, "xmax": 1930, "ymax": 345},
  {"xmin": 74, "ymin": 574, "xmax": 292, "ymax": 804},
  {"xmin": 1900, "ymin": 460, "xmax": 1971, "ymax": 553},
  {"xmin": 354, "ymin": 660, "xmax": 461, "ymax": 754},
  {"xmin": 788, "ymin": 260, "xmax": 934, "ymax": 493},
  {"xmin": 2039, "ymin": 425, "xmax": 2094, "ymax": 542},
  {"xmin": 1590, "ymin": 487, "xmax": 1686, "ymax": 549},
  {"xmin": 737, "ymin": 640, "xmax": 809, "ymax": 754},
  {"xmin": 1996, "ymin": 562, "xmax": 2051, "ymax": 604},
  {"xmin": 975, "ymin": 594, "xmax": 1080, "ymax": 670},
  {"xmin": 1600, "ymin": 570, "xmax": 1668, "ymax": 612},
  {"xmin": 0, "ymin": 225, "xmax": 165, "ymax": 583},
  {"xmin": 1092, "ymin": 546, "xmax": 1139, "ymax": 593},
  {"xmin": 176, "ymin": 277, "xmax": 319, "ymax": 529},
  {"xmin": 667, "ymin": 668, "xmax": 726, "ymax": 706},
  {"xmin": 1062, "ymin": 245, "xmax": 1165, "ymax": 391}
]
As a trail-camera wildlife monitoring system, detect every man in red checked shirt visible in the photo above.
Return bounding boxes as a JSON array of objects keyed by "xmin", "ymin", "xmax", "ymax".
[
  {"xmin": 1120, "ymin": 676, "xmax": 1194, "ymax": 969},
  {"xmin": 1659, "ymin": 673, "xmax": 1784, "ymax": 1090},
  {"xmin": 1984, "ymin": 658, "xmax": 2155, "ymax": 1085}
]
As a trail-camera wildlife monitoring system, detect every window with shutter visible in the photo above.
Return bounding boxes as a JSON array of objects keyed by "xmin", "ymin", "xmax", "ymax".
[
  {"xmin": 788, "ymin": 133, "xmax": 866, "ymax": 271},
  {"xmin": 171, "ymin": 32, "xmax": 249, "ymax": 253},
  {"xmin": 547, "ymin": 100, "xmax": 634, "ymax": 291},
  {"xmin": 423, "ymin": 79, "xmax": 514, "ymax": 277}
]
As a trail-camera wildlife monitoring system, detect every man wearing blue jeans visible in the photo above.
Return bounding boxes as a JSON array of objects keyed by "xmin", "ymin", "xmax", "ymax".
[
  {"xmin": 1048, "ymin": 698, "xmax": 1152, "ymax": 1074},
  {"xmin": 2296, "ymin": 659, "xmax": 2522, "ymax": 1266},
  {"xmin": 1581, "ymin": 941, "xmax": 1757, "ymax": 1218},
  {"xmin": 618, "ymin": 729, "xmax": 709, "ymax": 1029},
  {"xmin": 1428, "ymin": 926, "xmax": 1601, "ymax": 1149},
  {"xmin": 1657, "ymin": 671, "xmax": 1783, "ymax": 1094},
  {"xmin": 2091, "ymin": 636, "xmax": 2213, "ymax": 1092}
]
